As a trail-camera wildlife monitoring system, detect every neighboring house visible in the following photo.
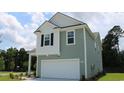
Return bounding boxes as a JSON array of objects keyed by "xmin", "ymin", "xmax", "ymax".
[{"xmin": 28, "ymin": 12, "xmax": 103, "ymax": 80}]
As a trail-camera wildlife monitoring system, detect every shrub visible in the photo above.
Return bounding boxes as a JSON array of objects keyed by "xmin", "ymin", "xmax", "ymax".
[
  {"xmin": 28, "ymin": 74, "xmax": 31, "ymax": 77},
  {"xmin": 9, "ymin": 72, "xmax": 14, "ymax": 79},
  {"xmin": 17, "ymin": 73, "xmax": 23, "ymax": 80},
  {"xmin": 19, "ymin": 73, "xmax": 23, "ymax": 77},
  {"xmin": 15, "ymin": 74, "xmax": 19, "ymax": 79},
  {"xmin": 25, "ymin": 72, "xmax": 28, "ymax": 76}
]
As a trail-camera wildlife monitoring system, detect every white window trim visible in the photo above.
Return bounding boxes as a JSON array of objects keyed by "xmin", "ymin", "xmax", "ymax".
[
  {"xmin": 66, "ymin": 30, "xmax": 75, "ymax": 45},
  {"xmin": 44, "ymin": 34, "xmax": 51, "ymax": 46}
]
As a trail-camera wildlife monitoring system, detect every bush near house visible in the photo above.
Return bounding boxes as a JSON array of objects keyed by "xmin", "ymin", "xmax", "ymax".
[
  {"xmin": 9, "ymin": 72, "xmax": 14, "ymax": 79},
  {"xmin": 0, "ymin": 72, "xmax": 28, "ymax": 81}
]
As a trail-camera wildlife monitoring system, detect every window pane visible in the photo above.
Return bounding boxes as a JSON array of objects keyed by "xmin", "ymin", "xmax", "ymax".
[
  {"xmin": 45, "ymin": 34, "xmax": 49, "ymax": 40},
  {"xmin": 45, "ymin": 40, "xmax": 49, "ymax": 46},
  {"xmin": 45, "ymin": 34, "xmax": 50, "ymax": 46},
  {"xmin": 68, "ymin": 31, "xmax": 74, "ymax": 37},
  {"xmin": 68, "ymin": 38, "xmax": 74, "ymax": 44}
]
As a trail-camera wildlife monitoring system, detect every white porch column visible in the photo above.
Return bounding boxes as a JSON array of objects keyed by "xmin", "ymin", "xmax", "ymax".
[{"xmin": 28, "ymin": 54, "xmax": 31, "ymax": 75}]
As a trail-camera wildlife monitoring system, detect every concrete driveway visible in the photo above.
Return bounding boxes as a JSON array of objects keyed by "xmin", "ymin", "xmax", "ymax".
[{"xmin": 26, "ymin": 78, "xmax": 79, "ymax": 81}]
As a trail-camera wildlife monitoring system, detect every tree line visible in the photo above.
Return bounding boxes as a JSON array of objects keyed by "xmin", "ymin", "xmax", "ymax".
[
  {"xmin": 0, "ymin": 47, "xmax": 36, "ymax": 72},
  {"xmin": 102, "ymin": 26, "xmax": 124, "ymax": 72}
]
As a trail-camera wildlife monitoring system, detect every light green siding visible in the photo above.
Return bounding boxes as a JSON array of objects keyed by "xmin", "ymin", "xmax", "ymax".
[
  {"xmin": 94, "ymin": 34, "xmax": 103, "ymax": 72},
  {"xmin": 85, "ymin": 28, "xmax": 103, "ymax": 78},
  {"xmin": 37, "ymin": 27, "xmax": 103, "ymax": 79},
  {"xmin": 37, "ymin": 28, "xmax": 85, "ymax": 77}
]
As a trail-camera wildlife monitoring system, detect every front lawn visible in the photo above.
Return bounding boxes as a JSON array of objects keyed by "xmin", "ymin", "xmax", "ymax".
[
  {"xmin": 0, "ymin": 72, "xmax": 27, "ymax": 81},
  {"xmin": 0, "ymin": 75, "xmax": 12, "ymax": 81},
  {"xmin": 98, "ymin": 73, "xmax": 124, "ymax": 81}
]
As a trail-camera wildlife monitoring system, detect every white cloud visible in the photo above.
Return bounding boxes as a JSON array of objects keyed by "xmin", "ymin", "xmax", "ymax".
[
  {"xmin": 0, "ymin": 12, "xmax": 47, "ymax": 50},
  {"xmin": 0, "ymin": 13, "xmax": 23, "ymax": 30},
  {"xmin": 27, "ymin": 12, "xmax": 47, "ymax": 24}
]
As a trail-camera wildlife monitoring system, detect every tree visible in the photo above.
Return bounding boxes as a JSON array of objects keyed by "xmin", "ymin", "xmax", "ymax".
[
  {"xmin": 10, "ymin": 61, "xmax": 15, "ymax": 71},
  {"xmin": 120, "ymin": 51, "xmax": 124, "ymax": 63},
  {"xmin": 23, "ymin": 61, "xmax": 28, "ymax": 71},
  {"xmin": 31, "ymin": 56, "xmax": 36, "ymax": 70},
  {"xmin": 0, "ymin": 57, "xmax": 5, "ymax": 71},
  {"xmin": 102, "ymin": 26, "xmax": 124, "ymax": 68},
  {"xmin": 1, "ymin": 50, "xmax": 9, "ymax": 71},
  {"xmin": 18, "ymin": 48, "xmax": 28, "ymax": 71},
  {"xmin": 0, "ymin": 47, "xmax": 29, "ymax": 72},
  {"xmin": 6, "ymin": 47, "xmax": 17, "ymax": 71}
]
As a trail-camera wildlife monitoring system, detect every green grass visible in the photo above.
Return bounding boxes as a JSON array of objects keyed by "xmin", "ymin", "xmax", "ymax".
[
  {"xmin": 0, "ymin": 75, "xmax": 14, "ymax": 81},
  {"xmin": 98, "ymin": 73, "xmax": 124, "ymax": 81},
  {"xmin": 0, "ymin": 72, "xmax": 26, "ymax": 81}
]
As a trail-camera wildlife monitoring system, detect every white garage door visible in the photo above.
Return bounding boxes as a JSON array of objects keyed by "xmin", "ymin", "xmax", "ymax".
[{"xmin": 41, "ymin": 59, "xmax": 80, "ymax": 80}]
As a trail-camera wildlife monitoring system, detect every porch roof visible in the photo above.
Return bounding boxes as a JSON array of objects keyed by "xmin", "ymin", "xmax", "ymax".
[{"xmin": 27, "ymin": 48, "xmax": 36, "ymax": 56}]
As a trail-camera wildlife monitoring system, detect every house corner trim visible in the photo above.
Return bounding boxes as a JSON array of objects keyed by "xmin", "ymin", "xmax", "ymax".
[{"xmin": 83, "ymin": 26, "xmax": 88, "ymax": 79}]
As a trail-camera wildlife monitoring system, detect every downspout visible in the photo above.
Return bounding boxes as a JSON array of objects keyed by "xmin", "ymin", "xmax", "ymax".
[{"xmin": 83, "ymin": 26, "xmax": 88, "ymax": 79}]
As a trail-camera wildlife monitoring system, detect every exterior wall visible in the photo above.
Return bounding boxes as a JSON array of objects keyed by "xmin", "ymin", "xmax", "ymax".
[
  {"xmin": 95, "ymin": 35, "xmax": 103, "ymax": 72},
  {"xmin": 85, "ymin": 28, "xmax": 103, "ymax": 78},
  {"xmin": 37, "ymin": 28, "xmax": 85, "ymax": 78},
  {"xmin": 36, "ymin": 21, "xmax": 60, "ymax": 56}
]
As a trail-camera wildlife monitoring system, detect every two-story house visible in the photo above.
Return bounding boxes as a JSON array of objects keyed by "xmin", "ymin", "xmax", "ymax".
[{"xmin": 28, "ymin": 12, "xmax": 103, "ymax": 80}]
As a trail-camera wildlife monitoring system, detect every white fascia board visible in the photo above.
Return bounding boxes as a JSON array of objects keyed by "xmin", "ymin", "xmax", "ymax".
[
  {"xmin": 54, "ymin": 25, "xmax": 84, "ymax": 31},
  {"xmin": 41, "ymin": 58, "xmax": 80, "ymax": 62}
]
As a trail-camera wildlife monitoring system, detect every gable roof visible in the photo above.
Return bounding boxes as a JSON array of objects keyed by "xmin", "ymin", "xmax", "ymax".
[
  {"xmin": 49, "ymin": 12, "xmax": 85, "ymax": 27},
  {"xmin": 34, "ymin": 12, "xmax": 101, "ymax": 42},
  {"xmin": 34, "ymin": 12, "xmax": 85, "ymax": 33},
  {"xmin": 93, "ymin": 32, "xmax": 99, "ymax": 39},
  {"xmin": 34, "ymin": 21, "xmax": 58, "ymax": 33}
]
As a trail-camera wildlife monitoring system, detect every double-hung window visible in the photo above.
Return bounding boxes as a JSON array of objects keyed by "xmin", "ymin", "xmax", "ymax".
[
  {"xmin": 67, "ymin": 31, "xmax": 75, "ymax": 45},
  {"xmin": 44, "ymin": 34, "xmax": 50, "ymax": 46},
  {"xmin": 41, "ymin": 33, "xmax": 54, "ymax": 47}
]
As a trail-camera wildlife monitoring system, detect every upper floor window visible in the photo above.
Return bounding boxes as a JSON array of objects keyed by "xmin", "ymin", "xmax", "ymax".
[
  {"xmin": 44, "ymin": 34, "xmax": 50, "ymax": 46},
  {"xmin": 66, "ymin": 31, "xmax": 75, "ymax": 45},
  {"xmin": 41, "ymin": 33, "xmax": 54, "ymax": 47}
]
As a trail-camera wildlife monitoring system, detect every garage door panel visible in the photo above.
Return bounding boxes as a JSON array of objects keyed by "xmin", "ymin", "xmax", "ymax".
[{"xmin": 41, "ymin": 59, "xmax": 80, "ymax": 80}]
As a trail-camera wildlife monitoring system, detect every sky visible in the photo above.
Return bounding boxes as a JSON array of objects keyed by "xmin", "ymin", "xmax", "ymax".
[{"xmin": 0, "ymin": 12, "xmax": 124, "ymax": 51}]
